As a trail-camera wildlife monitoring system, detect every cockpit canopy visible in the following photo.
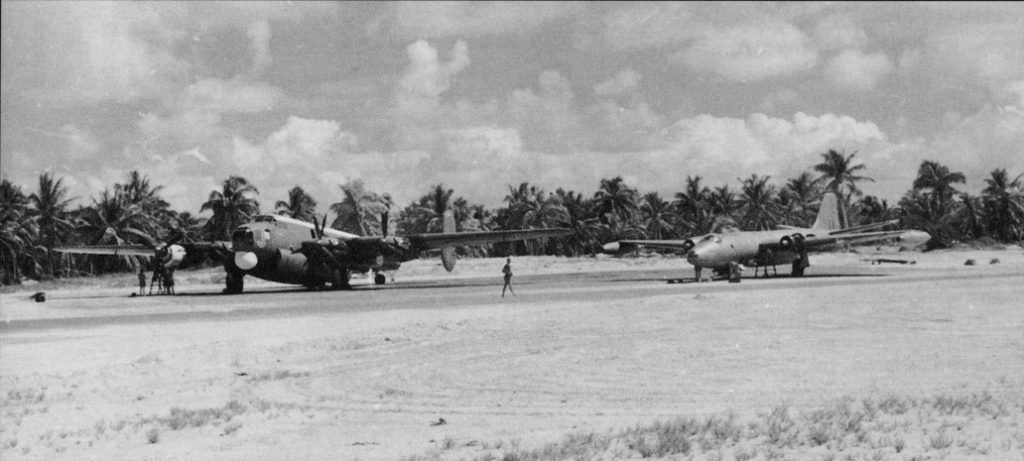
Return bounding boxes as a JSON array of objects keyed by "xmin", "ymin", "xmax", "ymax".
[{"xmin": 701, "ymin": 234, "xmax": 722, "ymax": 243}]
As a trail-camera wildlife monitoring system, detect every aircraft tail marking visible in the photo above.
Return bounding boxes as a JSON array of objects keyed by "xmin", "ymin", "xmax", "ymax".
[{"xmin": 812, "ymin": 193, "xmax": 842, "ymax": 230}]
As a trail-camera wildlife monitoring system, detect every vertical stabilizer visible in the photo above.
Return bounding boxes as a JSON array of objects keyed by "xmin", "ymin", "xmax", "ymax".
[
  {"xmin": 443, "ymin": 210, "xmax": 456, "ymax": 234},
  {"xmin": 812, "ymin": 193, "xmax": 842, "ymax": 230}
]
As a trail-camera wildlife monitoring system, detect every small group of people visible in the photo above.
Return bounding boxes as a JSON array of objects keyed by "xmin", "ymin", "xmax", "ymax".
[{"xmin": 138, "ymin": 266, "xmax": 175, "ymax": 295}]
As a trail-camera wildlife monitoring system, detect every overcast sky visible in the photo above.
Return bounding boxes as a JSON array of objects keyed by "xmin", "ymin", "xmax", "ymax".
[{"xmin": 2, "ymin": 1, "xmax": 1022, "ymax": 214}]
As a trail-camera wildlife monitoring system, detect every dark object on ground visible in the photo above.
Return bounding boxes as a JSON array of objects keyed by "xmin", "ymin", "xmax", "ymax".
[
  {"xmin": 430, "ymin": 418, "xmax": 447, "ymax": 426},
  {"xmin": 964, "ymin": 259, "xmax": 976, "ymax": 266},
  {"xmin": 990, "ymin": 258, "xmax": 1000, "ymax": 264},
  {"xmin": 30, "ymin": 292, "xmax": 45, "ymax": 302},
  {"xmin": 869, "ymin": 258, "xmax": 916, "ymax": 265}
]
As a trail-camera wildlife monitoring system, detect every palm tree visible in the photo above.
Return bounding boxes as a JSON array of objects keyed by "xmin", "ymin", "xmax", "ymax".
[
  {"xmin": 554, "ymin": 188, "xmax": 604, "ymax": 256},
  {"xmin": 672, "ymin": 176, "xmax": 710, "ymax": 235},
  {"xmin": 1, "ymin": 180, "xmax": 39, "ymax": 284},
  {"xmin": 736, "ymin": 175, "xmax": 783, "ymax": 231},
  {"xmin": 201, "ymin": 176, "xmax": 260, "ymax": 241},
  {"xmin": 981, "ymin": 168, "xmax": 1024, "ymax": 242},
  {"xmin": 640, "ymin": 192, "xmax": 675, "ymax": 240},
  {"xmin": 75, "ymin": 189, "xmax": 152, "ymax": 272},
  {"xmin": 813, "ymin": 149, "xmax": 874, "ymax": 228},
  {"xmin": 913, "ymin": 160, "xmax": 966, "ymax": 207},
  {"xmin": 899, "ymin": 188, "xmax": 959, "ymax": 248},
  {"xmin": 28, "ymin": 173, "xmax": 75, "ymax": 278},
  {"xmin": 593, "ymin": 177, "xmax": 639, "ymax": 226},
  {"xmin": 781, "ymin": 172, "xmax": 821, "ymax": 227},
  {"xmin": 331, "ymin": 179, "xmax": 391, "ymax": 236},
  {"xmin": 853, "ymin": 195, "xmax": 896, "ymax": 226},
  {"xmin": 275, "ymin": 186, "xmax": 318, "ymax": 222}
]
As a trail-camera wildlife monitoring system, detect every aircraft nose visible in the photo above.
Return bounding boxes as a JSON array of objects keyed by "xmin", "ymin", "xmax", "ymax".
[
  {"xmin": 234, "ymin": 251, "xmax": 258, "ymax": 270},
  {"xmin": 602, "ymin": 241, "xmax": 621, "ymax": 253}
]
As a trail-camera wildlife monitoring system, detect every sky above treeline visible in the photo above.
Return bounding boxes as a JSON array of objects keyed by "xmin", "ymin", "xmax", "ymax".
[{"xmin": 2, "ymin": 1, "xmax": 1022, "ymax": 214}]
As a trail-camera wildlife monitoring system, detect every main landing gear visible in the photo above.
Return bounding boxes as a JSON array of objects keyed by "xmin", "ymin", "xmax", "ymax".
[
  {"xmin": 374, "ymin": 272, "xmax": 387, "ymax": 285},
  {"xmin": 224, "ymin": 270, "xmax": 244, "ymax": 294}
]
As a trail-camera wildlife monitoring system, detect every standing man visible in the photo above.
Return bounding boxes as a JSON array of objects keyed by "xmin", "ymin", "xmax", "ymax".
[
  {"xmin": 138, "ymin": 267, "xmax": 147, "ymax": 295},
  {"xmin": 149, "ymin": 266, "xmax": 164, "ymax": 295},
  {"xmin": 165, "ymin": 269, "xmax": 175, "ymax": 295},
  {"xmin": 501, "ymin": 257, "xmax": 514, "ymax": 297}
]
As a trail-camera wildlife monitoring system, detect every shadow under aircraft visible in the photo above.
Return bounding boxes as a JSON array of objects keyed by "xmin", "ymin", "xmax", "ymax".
[
  {"xmin": 57, "ymin": 211, "xmax": 569, "ymax": 294},
  {"xmin": 602, "ymin": 193, "xmax": 931, "ymax": 280}
]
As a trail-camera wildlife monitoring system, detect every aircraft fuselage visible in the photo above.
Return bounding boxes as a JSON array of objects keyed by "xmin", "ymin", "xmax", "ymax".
[
  {"xmin": 227, "ymin": 215, "xmax": 404, "ymax": 287},
  {"xmin": 686, "ymin": 228, "xmax": 818, "ymax": 270}
]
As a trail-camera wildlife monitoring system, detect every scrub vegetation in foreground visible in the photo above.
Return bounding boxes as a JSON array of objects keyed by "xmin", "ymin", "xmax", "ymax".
[{"xmin": 408, "ymin": 391, "xmax": 1024, "ymax": 461}]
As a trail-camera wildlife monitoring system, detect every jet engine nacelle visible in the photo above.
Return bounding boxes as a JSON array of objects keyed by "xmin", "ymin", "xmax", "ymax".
[
  {"xmin": 779, "ymin": 233, "xmax": 805, "ymax": 250},
  {"xmin": 160, "ymin": 244, "xmax": 187, "ymax": 269},
  {"xmin": 441, "ymin": 246, "xmax": 457, "ymax": 272}
]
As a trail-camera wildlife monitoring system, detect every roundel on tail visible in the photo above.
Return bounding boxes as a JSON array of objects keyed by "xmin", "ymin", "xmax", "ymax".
[{"xmin": 441, "ymin": 246, "xmax": 457, "ymax": 272}]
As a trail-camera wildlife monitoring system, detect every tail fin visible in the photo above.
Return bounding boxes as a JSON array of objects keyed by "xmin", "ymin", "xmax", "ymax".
[
  {"xmin": 443, "ymin": 210, "xmax": 456, "ymax": 233},
  {"xmin": 812, "ymin": 193, "xmax": 842, "ymax": 230}
]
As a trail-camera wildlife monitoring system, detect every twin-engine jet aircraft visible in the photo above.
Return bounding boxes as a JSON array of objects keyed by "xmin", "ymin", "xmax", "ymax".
[
  {"xmin": 602, "ymin": 193, "xmax": 931, "ymax": 279},
  {"xmin": 57, "ymin": 211, "xmax": 569, "ymax": 294}
]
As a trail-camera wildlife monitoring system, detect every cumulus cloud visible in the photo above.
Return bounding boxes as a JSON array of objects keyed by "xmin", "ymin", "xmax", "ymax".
[
  {"xmin": 826, "ymin": 49, "xmax": 894, "ymax": 90},
  {"xmin": 676, "ymin": 22, "xmax": 819, "ymax": 81},
  {"xmin": 396, "ymin": 40, "xmax": 470, "ymax": 119}
]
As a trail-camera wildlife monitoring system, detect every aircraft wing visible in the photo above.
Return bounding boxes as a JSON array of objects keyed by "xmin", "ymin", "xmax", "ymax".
[
  {"xmin": 603, "ymin": 240, "xmax": 697, "ymax": 252},
  {"xmin": 53, "ymin": 245, "xmax": 156, "ymax": 257},
  {"xmin": 766, "ymin": 229, "xmax": 930, "ymax": 251},
  {"xmin": 54, "ymin": 242, "xmax": 232, "ymax": 256},
  {"xmin": 406, "ymin": 228, "xmax": 570, "ymax": 250}
]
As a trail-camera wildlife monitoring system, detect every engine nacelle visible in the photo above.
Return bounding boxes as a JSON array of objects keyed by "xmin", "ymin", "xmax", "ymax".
[
  {"xmin": 161, "ymin": 244, "xmax": 187, "ymax": 269},
  {"xmin": 779, "ymin": 235, "xmax": 794, "ymax": 249},
  {"xmin": 441, "ymin": 246, "xmax": 457, "ymax": 272}
]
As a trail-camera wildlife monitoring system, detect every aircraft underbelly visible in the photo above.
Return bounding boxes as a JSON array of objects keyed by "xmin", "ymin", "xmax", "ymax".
[{"xmin": 242, "ymin": 248, "xmax": 309, "ymax": 285}]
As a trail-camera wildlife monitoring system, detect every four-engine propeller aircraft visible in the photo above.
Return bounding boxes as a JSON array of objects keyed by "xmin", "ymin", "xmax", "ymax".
[
  {"xmin": 602, "ymin": 193, "xmax": 931, "ymax": 280},
  {"xmin": 57, "ymin": 211, "xmax": 569, "ymax": 294}
]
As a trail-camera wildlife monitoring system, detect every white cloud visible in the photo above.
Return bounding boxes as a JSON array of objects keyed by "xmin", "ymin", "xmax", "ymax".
[
  {"xmin": 826, "ymin": 49, "xmax": 894, "ymax": 90},
  {"xmin": 396, "ymin": 40, "xmax": 470, "ymax": 120},
  {"xmin": 677, "ymin": 22, "xmax": 819, "ymax": 81},
  {"xmin": 176, "ymin": 78, "xmax": 284, "ymax": 114}
]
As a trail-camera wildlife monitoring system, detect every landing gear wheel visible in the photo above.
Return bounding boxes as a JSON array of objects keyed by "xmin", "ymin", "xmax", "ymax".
[
  {"xmin": 374, "ymin": 273, "xmax": 386, "ymax": 285},
  {"xmin": 225, "ymin": 271, "xmax": 244, "ymax": 294}
]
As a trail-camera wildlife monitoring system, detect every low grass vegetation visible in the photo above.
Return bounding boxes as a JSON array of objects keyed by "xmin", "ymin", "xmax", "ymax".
[{"xmin": 407, "ymin": 391, "xmax": 1024, "ymax": 461}]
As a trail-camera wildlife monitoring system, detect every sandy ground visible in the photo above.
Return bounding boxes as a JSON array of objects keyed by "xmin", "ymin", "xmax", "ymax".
[{"xmin": 1, "ymin": 247, "xmax": 1023, "ymax": 460}]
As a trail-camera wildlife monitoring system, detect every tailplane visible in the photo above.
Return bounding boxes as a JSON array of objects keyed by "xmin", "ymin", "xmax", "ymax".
[{"xmin": 812, "ymin": 193, "xmax": 842, "ymax": 230}]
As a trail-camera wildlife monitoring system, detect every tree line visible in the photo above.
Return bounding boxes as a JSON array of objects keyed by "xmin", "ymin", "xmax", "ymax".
[{"xmin": 2, "ymin": 150, "xmax": 1022, "ymax": 285}]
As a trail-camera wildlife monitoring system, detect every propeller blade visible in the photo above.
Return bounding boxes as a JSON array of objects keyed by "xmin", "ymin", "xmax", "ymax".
[
  {"xmin": 320, "ymin": 214, "xmax": 328, "ymax": 239},
  {"xmin": 381, "ymin": 212, "xmax": 389, "ymax": 238}
]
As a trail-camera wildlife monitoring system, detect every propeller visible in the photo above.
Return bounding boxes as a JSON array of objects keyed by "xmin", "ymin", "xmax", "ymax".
[
  {"xmin": 125, "ymin": 228, "xmax": 185, "ymax": 267},
  {"xmin": 312, "ymin": 214, "xmax": 328, "ymax": 240},
  {"xmin": 381, "ymin": 211, "xmax": 389, "ymax": 238}
]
